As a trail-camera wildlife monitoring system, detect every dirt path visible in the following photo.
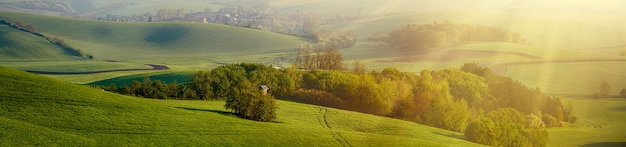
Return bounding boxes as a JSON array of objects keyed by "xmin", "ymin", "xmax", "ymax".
[
  {"xmin": 490, "ymin": 59, "xmax": 626, "ymax": 75},
  {"xmin": 312, "ymin": 106, "xmax": 351, "ymax": 147},
  {"xmin": 25, "ymin": 64, "xmax": 169, "ymax": 75}
]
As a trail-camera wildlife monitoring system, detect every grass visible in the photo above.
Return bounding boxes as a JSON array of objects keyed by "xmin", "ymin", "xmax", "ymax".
[
  {"xmin": 0, "ymin": 12, "xmax": 310, "ymax": 60},
  {"xmin": 503, "ymin": 62, "xmax": 626, "ymax": 95},
  {"xmin": 89, "ymin": 71, "xmax": 195, "ymax": 86},
  {"xmin": 548, "ymin": 97, "xmax": 626, "ymax": 147},
  {"xmin": 0, "ymin": 61, "xmax": 150, "ymax": 72},
  {"xmin": 0, "ymin": 25, "xmax": 76, "ymax": 61},
  {"xmin": 43, "ymin": 70, "xmax": 160, "ymax": 84},
  {"xmin": 0, "ymin": 66, "xmax": 483, "ymax": 146}
]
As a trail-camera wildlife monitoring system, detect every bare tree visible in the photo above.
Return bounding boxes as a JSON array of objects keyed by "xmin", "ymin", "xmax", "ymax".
[
  {"xmin": 599, "ymin": 81, "xmax": 611, "ymax": 96},
  {"xmin": 352, "ymin": 60, "xmax": 366, "ymax": 74},
  {"xmin": 294, "ymin": 46, "xmax": 343, "ymax": 71}
]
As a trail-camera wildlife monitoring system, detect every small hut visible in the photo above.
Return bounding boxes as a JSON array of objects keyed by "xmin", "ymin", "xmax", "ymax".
[{"xmin": 259, "ymin": 85, "xmax": 270, "ymax": 95}]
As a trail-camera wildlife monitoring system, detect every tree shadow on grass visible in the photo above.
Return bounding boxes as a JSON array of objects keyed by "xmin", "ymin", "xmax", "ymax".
[
  {"xmin": 175, "ymin": 107, "xmax": 234, "ymax": 116},
  {"xmin": 433, "ymin": 132, "xmax": 467, "ymax": 140},
  {"xmin": 175, "ymin": 107, "xmax": 285, "ymax": 124},
  {"xmin": 610, "ymin": 106, "xmax": 626, "ymax": 112},
  {"xmin": 581, "ymin": 142, "xmax": 626, "ymax": 147}
]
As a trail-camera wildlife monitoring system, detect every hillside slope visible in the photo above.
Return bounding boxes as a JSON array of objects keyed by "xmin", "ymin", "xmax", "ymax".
[
  {"xmin": 0, "ymin": 25, "xmax": 76, "ymax": 61},
  {"xmin": 0, "ymin": 66, "xmax": 482, "ymax": 146},
  {"xmin": 0, "ymin": 12, "xmax": 310, "ymax": 60}
]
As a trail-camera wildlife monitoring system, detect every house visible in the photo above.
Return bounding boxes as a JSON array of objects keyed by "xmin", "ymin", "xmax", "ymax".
[{"xmin": 259, "ymin": 85, "xmax": 270, "ymax": 95}]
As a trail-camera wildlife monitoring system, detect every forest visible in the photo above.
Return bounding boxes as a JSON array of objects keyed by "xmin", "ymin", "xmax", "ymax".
[{"xmin": 380, "ymin": 21, "xmax": 528, "ymax": 53}]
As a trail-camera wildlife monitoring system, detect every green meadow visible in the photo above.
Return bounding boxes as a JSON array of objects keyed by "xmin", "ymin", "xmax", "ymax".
[
  {"xmin": 548, "ymin": 97, "xmax": 626, "ymax": 146},
  {"xmin": 0, "ymin": 12, "xmax": 310, "ymax": 60},
  {"xmin": 0, "ymin": 25, "xmax": 75, "ymax": 61},
  {"xmin": 0, "ymin": 66, "xmax": 482, "ymax": 146},
  {"xmin": 1, "ymin": 1, "xmax": 626, "ymax": 146}
]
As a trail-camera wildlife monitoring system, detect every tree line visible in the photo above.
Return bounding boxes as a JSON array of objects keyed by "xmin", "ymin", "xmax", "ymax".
[
  {"xmin": 101, "ymin": 61, "xmax": 572, "ymax": 146},
  {"xmin": 383, "ymin": 21, "xmax": 528, "ymax": 53}
]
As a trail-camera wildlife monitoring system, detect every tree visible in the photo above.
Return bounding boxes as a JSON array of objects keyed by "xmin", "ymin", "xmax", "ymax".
[
  {"xmin": 294, "ymin": 47, "xmax": 344, "ymax": 71},
  {"xmin": 599, "ymin": 81, "xmax": 611, "ymax": 96},
  {"xmin": 302, "ymin": 14, "xmax": 320, "ymax": 36},
  {"xmin": 189, "ymin": 70, "xmax": 213, "ymax": 100},
  {"xmin": 225, "ymin": 80, "xmax": 277, "ymax": 122},
  {"xmin": 621, "ymin": 88, "xmax": 626, "ymax": 97},
  {"xmin": 295, "ymin": 46, "xmax": 315, "ymax": 71},
  {"xmin": 351, "ymin": 60, "xmax": 366, "ymax": 74},
  {"xmin": 465, "ymin": 118, "xmax": 497, "ymax": 146},
  {"xmin": 316, "ymin": 48, "xmax": 344, "ymax": 71}
]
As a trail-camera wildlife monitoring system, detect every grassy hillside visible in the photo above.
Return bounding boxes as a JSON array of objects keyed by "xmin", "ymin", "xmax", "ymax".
[
  {"xmin": 90, "ymin": 71, "xmax": 194, "ymax": 86},
  {"xmin": 503, "ymin": 62, "xmax": 626, "ymax": 95},
  {"xmin": 0, "ymin": 25, "xmax": 75, "ymax": 61},
  {"xmin": 548, "ymin": 97, "xmax": 626, "ymax": 146},
  {"xmin": 0, "ymin": 12, "xmax": 310, "ymax": 60},
  {"xmin": 0, "ymin": 66, "xmax": 482, "ymax": 146}
]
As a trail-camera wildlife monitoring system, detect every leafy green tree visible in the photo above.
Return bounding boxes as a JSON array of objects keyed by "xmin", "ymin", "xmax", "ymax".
[
  {"xmin": 190, "ymin": 70, "xmax": 214, "ymax": 100},
  {"xmin": 465, "ymin": 118, "xmax": 497, "ymax": 146},
  {"xmin": 225, "ymin": 80, "xmax": 277, "ymax": 122}
]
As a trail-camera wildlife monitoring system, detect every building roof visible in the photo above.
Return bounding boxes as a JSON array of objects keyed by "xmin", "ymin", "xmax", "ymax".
[{"xmin": 259, "ymin": 85, "xmax": 269, "ymax": 90}]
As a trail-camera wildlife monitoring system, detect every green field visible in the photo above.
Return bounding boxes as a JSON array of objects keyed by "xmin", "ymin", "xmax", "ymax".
[
  {"xmin": 548, "ymin": 97, "xmax": 626, "ymax": 146},
  {"xmin": 503, "ymin": 62, "xmax": 626, "ymax": 95},
  {"xmin": 0, "ymin": 61, "xmax": 150, "ymax": 72},
  {"xmin": 90, "ymin": 71, "xmax": 194, "ymax": 86},
  {"xmin": 0, "ymin": 12, "xmax": 310, "ymax": 60},
  {"xmin": 0, "ymin": 25, "xmax": 76, "ymax": 61},
  {"xmin": 0, "ymin": 66, "xmax": 483, "ymax": 146}
]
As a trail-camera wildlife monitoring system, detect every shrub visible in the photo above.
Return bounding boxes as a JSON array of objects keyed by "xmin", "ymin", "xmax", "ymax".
[
  {"xmin": 542, "ymin": 114, "xmax": 560, "ymax": 127},
  {"xmin": 566, "ymin": 116, "xmax": 577, "ymax": 123}
]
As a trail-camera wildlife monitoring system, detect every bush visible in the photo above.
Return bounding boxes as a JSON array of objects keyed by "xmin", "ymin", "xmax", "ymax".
[
  {"xmin": 621, "ymin": 88, "xmax": 626, "ymax": 97},
  {"xmin": 542, "ymin": 114, "xmax": 560, "ymax": 127},
  {"xmin": 566, "ymin": 116, "xmax": 577, "ymax": 123}
]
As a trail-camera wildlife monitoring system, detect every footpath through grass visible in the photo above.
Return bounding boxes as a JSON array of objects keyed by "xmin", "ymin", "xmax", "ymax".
[{"xmin": 0, "ymin": 66, "xmax": 481, "ymax": 146}]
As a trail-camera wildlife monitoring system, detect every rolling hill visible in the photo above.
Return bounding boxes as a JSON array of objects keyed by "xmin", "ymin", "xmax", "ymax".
[
  {"xmin": 0, "ymin": 66, "xmax": 482, "ymax": 146},
  {"xmin": 0, "ymin": 24, "xmax": 76, "ymax": 61},
  {"xmin": 0, "ymin": 12, "xmax": 310, "ymax": 60}
]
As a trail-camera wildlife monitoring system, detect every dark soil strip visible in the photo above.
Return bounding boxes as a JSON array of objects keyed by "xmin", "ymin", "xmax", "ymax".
[
  {"xmin": 25, "ymin": 64, "xmax": 169, "ymax": 75},
  {"xmin": 490, "ymin": 59, "xmax": 626, "ymax": 75}
]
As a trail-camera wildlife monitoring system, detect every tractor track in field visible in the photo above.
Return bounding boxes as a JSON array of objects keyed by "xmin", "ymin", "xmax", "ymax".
[
  {"xmin": 312, "ymin": 106, "xmax": 351, "ymax": 147},
  {"xmin": 24, "ymin": 64, "xmax": 169, "ymax": 75},
  {"xmin": 490, "ymin": 59, "xmax": 626, "ymax": 75}
]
